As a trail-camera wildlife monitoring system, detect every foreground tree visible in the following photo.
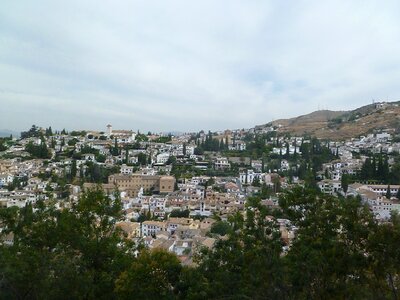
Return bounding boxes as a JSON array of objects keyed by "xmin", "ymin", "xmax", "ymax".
[
  {"xmin": 0, "ymin": 188, "xmax": 134, "ymax": 300},
  {"xmin": 115, "ymin": 249, "xmax": 182, "ymax": 299},
  {"xmin": 182, "ymin": 200, "xmax": 286, "ymax": 300}
]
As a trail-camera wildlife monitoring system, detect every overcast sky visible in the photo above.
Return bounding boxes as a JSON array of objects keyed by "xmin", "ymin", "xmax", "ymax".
[{"xmin": 1, "ymin": 1, "xmax": 400, "ymax": 133}]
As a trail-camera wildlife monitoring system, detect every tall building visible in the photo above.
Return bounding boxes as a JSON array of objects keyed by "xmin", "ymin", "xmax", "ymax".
[{"xmin": 84, "ymin": 174, "xmax": 175, "ymax": 197}]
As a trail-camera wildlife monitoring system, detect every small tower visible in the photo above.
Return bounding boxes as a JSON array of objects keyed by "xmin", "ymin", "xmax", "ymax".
[{"xmin": 106, "ymin": 124, "xmax": 112, "ymax": 137}]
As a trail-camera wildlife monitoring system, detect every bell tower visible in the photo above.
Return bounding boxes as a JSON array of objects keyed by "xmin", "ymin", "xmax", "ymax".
[{"xmin": 106, "ymin": 124, "xmax": 112, "ymax": 137}]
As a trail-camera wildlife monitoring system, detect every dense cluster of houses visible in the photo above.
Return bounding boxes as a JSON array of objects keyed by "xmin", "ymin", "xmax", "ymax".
[{"xmin": 1, "ymin": 124, "xmax": 400, "ymax": 258}]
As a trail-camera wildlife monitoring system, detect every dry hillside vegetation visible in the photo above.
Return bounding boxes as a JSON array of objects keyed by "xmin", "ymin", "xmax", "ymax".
[{"xmin": 260, "ymin": 102, "xmax": 400, "ymax": 140}]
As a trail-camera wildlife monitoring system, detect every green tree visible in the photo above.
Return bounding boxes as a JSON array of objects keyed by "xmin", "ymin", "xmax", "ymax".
[
  {"xmin": 193, "ymin": 198, "xmax": 285, "ymax": 299},
  {"xmin": 112, "ymin": 138, "xmax": 119, "ymax": 156},
  {"xmin": 70, "ymin": 159, "xmax": 77, "ymax": 179},
  {"xmin": 20, "ymin": 125, "xmax": 40, "ymax": 139},
  {"xmin": 137, "ymin": 153, "xmax": 147, "ymax": 166},
  {"xmin": 0, "ymin": 188, "xmax": 133, "ymax": 299},
  {"xmin": 115, "ymin": 249, "xmax": 182, "ymax": 300},
  {"xmin": 280, "ymin": 187, "xmax": 377, "ymax": 299},
  {"xmin": 25, "ymin": 139, "xmax": 51, "ymax": 159},
  {"xmin": 183, "ymin": 143, "xmax": 187, "ymax": 156},
  {"xmin": 209, "ymin": 220, "xmax": 232, "ymax": 236},
  {"xmin": 386, "ymin": 185, "xmax": 392, "ymax": 199},
  {"xmin": 341, "ymin": 173, "xmax": 349, "ymax": 195},
  {"xmin": 169, "ymin": 209, "xmax": 190, "ymax": 218},
  {"xmin": 252, "ymin": 175, "xmax": 261, "ymax": 187},
  {"xmin": 125, "ymin": 148, "xmax": 129, "ymax": 164}
]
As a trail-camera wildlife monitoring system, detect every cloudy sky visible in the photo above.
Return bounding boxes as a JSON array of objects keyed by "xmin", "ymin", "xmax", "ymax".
[{"xmin": 1, "ymin": 1, "xmax": 400, "ymax": 133}]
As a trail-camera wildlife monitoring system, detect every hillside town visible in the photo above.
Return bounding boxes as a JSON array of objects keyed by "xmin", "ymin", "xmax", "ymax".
[{"xmin": 1, "ymin": 102, "xmax": 400, "ymax": 264}]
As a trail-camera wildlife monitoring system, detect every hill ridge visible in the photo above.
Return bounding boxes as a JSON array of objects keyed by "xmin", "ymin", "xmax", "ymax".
[{"xmin": 256, "ymin": 101, "xmax": 400, "ymax": 140}]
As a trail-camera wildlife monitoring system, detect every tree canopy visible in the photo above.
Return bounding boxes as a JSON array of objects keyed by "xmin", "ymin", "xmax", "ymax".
[{"xmin": 1, "ymin": 187, "xmax": 400, "ymax": 299}]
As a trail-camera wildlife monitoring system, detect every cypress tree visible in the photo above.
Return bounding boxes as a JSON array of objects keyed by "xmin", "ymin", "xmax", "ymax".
[
  {"xmin": 262, "ymin": 157, "xmax": 265, "ymax": 173},
  {"xmin": 372, "ymin": 155, "xmax": 377, "ymax": 179},
  {"xmin": 286, "ymin": 142, "xmax": 290, "ymax": 158},
  {"xmin": 386, "ymin": 185, "xmax": 392, "ymax": 199},
  {"xmin": 71, "ymin": 160, "xmax": 77, "ymax": 179},
  {"xmin": 219, "ymin": 140, "xmax": 224, "ymax": 151},
  {"xmin": 382, "ymin": 156, "xmax": 389, "ymax": 183}
]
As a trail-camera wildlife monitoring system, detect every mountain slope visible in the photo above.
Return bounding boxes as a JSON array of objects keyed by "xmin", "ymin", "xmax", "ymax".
[{"xmin": 257, "ymin": 102, "xmax": 400, "ymax": 140}]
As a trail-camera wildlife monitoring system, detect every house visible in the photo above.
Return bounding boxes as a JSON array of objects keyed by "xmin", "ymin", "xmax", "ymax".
[
  {"xmin": 83, "ymin": 153, "xmax": 96, "ymax": 162},
  {"xmin": 167, "ymin": 218, "xmax": 197, "ymax": 234},
  {"xmin": 239, "ymin": 169, "xmax": 260, "ymax": 185},
  {"xmin": 0, "ymin": 174, "xmax": 14, "ymax": 185},
  {"xmin": 116, "ymin": 221, "xmax": 141, "ymax": 239},
  {"xmin": 214, "ymin": 157, "xmax": 230, "ymax": 170},
  {"xmin": 172, "ymin": 240, "xmax": 193, "ymax": 256},
  {"xmin": 141, "ymin": 220, "xmax": 167, "ymax": 237},
  {"xmin": 106, "ymin": 124, "xmax": 136, "ymax": 143},
  {"xmin": 280, "ymin": 160, "xmax": 289, "ymax": 171},
  {"xmin": 317, "ymin": 180, "xmax": 342, "ymax": 195},
  {"xmin": 251, "ymin": 160, "xmax": 263, "ymax": 172},
  {"xmin": 229, "ymin": 140, "xmax": 246, "ymax": 151},
  {"xmin": 121, "ymin": 164, "xmax": 134, "ymax": 175},
  {"xmin": 156, "ymin": 152, "xmax": 170, "ymax": 164}
]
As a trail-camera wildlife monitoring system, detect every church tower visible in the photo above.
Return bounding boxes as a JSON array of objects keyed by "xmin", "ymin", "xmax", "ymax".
[{"xmin": 106, "ymin": 124, "xmax": 112, "ymax": 137}]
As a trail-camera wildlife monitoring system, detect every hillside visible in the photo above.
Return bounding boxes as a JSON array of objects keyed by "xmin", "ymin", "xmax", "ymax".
[{"xmin": 257, "ymin": 102, "xmax": 400, "ymax": 140}]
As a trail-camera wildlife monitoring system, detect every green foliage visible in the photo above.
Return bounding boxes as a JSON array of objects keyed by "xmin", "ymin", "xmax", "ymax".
[
  {"xmin": 80, "ymin": 145, "xmax": 99, "ymax": 155},
  {"xmin": 1, "ymin": 186, "xmax": 400, "ymax": 299},
  {"xmin": 359, "ymin": 154, "xmax": 391, "ymax": 183},
  {"xmin": 7, "ymin": 176, "xmax": 26, "ymax": 191},
  {"xmin": 209, "ymin": 220, "xmax": 232, "ymax": 236},
  {"xmin": 70, "ymin": 130, "xmax": 87, "ymax": 137},
  {"xmin": 0, "ymin": 137, "xmax": 11, "ymax": 151},
  {"xmin": 329, "ymin": 116, "xmax": 343, "ymax": 126},
  {"xmin": 0, "ymin": 188, "xmax": 133, "ymax": 299},
  {"xmin": 96, "ymin": 153, "xmax": 106, "ymax": 163},
  {"xmin": 135, "ymin": 133, "xmax": 148, "ymax": 142},
  {"xmin": 196, "ymin": 131, "xmax": 229, "ymax": 153},
  {"xmin": 70, "ymin": 159, "xmax": 77, "ymax": 179},
  {"xmin": 279, "ymin": 187, "xmax": 397, "ymax": 299},
  {"xmin": 341, "ymin": 173, "xmax": 349, "ymax": 194},
  {"xmin": 153, "ymin": 135, "xmax": 172, "ymax": 143},
  {"xmin": 68, "ymin": 138, "xmax": 78, "ymax": 146},
  {"xmin": 25, "ymin": 140, "xmax": 51, "ymax": 159},
  {"xmin": 169, "ymin": 209, "xmax": 190, "ymax": 218},
  {"xmin": 115, "ymin": 249, "xmax": 182, "ymax": 299},
  {"xmin": 83, "ymin": 162, "xmax": 119, "ymax": 183},
  {"xmin": 386, "ymin": 185, "xmax": 392, "ymax": 199},
  {"xmin": 193, "ymin": 199, "xmax": 285, "ymax": 299},
  {"xmin": 137, "ymin": 153, "xmax": 147, "ymax": 166},
  {"xmin": 166, "ymin": 155, "xmax": 177, "ymax": 165},
  {"xmin": 20, "ymin": 125, "xmax": 41, "ymax": 139}
]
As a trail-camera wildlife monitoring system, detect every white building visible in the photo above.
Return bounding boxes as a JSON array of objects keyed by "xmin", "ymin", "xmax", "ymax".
[
  {"xmin": 141, "ymin": 220, "xmax": 167, "ymax": 237},
  {"xmin": 317, "ymin": 180, "xmax": 342, "ymax": 195},
  {"xmin": 239, "ymin": 169, "xmax": 260, "ymax": 185},
  {"xmin": 121, "ymin": 164, "xmax": 134, "ymax": 175},
  {"xmin": 156, "ymin": 152, "xmax": 170, "ymax": 164},
  {"xmin": 0, "ymin": 174, "xmax": 14, "ymax": 185},
  {"xmin": 214, "ymin": 157, "xmax": 230, "ymax": 170}
]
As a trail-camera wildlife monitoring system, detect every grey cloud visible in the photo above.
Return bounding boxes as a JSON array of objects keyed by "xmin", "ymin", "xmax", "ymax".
[{"xmin": 1, "ymin": 0, "xmax": 400, "ymax": 132}]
